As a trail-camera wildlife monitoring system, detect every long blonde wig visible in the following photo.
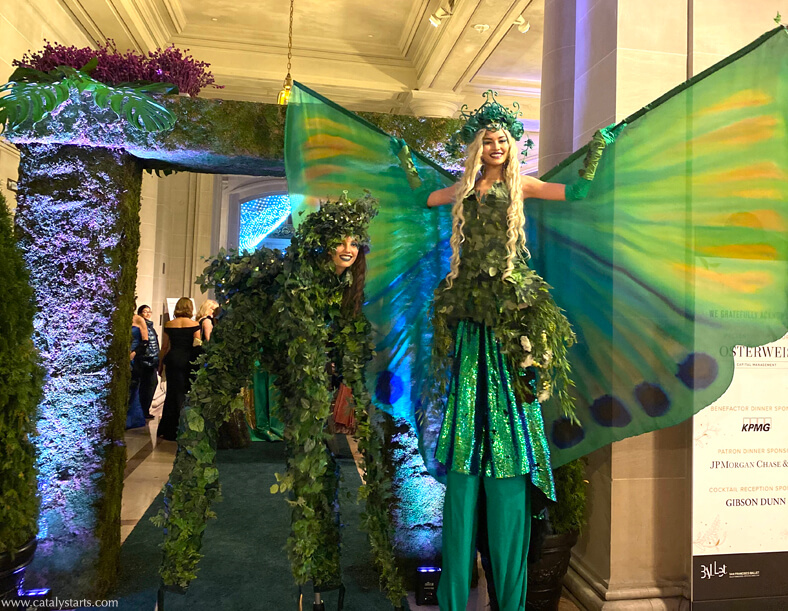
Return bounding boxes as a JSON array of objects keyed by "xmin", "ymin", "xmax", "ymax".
[{"xmin": 444, "ymin": 128, "xmax": 527, "ymax": 286}]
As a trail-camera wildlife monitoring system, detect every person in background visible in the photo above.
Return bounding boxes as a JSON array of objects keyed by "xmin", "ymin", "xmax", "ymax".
[
  {"xmin": 197, "ymin": 299, "xmax": 219, "ymax": 343},
  {"xmin": 127, "ymin": 313, "xmax": 148, "ymax": 429},
  {"xmin": 136, "ymin": 304, "xmax": 159, "ymax": 419},
  {"xmin": 157, "ymin": 298, "xmax": 200, "ymax": 441}
]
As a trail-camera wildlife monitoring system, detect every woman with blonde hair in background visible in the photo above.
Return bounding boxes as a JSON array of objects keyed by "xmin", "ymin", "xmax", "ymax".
[{"xmin": 197, "ymin": 299, "xmax": 219, "ymax": 343}]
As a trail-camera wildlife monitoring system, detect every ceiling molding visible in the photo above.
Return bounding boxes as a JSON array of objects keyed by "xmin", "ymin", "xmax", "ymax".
[
  {"xmin": 130, "ymin": 0, "xmax": 185, "ymax": 47},
  {"xmin": 174, "ymin": 28, "xmax": 408, "ymax": 65},
  {"xmin": 407, "ymin": 0, "xmax": 536, "ymax": 95},
  {"xmin": 59, "ymin": 0, "xmax": 184, "ymax": 51},
  {"xmin": 411, "ymin": 0, "xmax": 483, "ymax": 86},
  {"xmin": 398, "ymin": 0, "xmax": 431, "ymax": 56},
  {"xmin": 59, "ymin": 0, "xmax": 134, "ymax": 47},
  {"xmin": 466, "ymin": 79, "xmax": 540, "ymax": 97},
  {"xmin": 452, "ymin": 0, "xmax": 532, "ymax": 91},
  {"xmin": 37, "ymin": 0, "xmax": 98, "ymax": 46},
  {"xmin": 44, "ymin": 1, "xmax": 544, "ymax": 118},
  {"xmin": 200, "ymin": 74, "xmax": 410, "ymax": 113},
  {"xmin": 161, "ymin": 0, "xmax": 186, "ymax": 33},
  {"xmin": 404, "ymin": 89, "xmax": 465, "ymax": 117}
]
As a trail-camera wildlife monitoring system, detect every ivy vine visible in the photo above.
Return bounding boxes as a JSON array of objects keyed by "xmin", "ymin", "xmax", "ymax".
[
  {"xmin": 153, "ymin": 193, "xmax": 405, "ymax": 606},
  {"xmin": 0, "ymin": 191, "xmax": 43, "ymax": 556}
]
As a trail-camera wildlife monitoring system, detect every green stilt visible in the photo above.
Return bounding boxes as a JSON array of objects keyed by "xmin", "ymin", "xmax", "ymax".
[{"xmin": 437, "ymin": 471, "xmax": 532, "ymax": 611}]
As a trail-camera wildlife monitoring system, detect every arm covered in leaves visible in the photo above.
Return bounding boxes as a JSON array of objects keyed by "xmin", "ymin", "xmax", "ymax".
[{"xmin": 197, "ymin": 246, "xmax": 285, "ymax": 301}]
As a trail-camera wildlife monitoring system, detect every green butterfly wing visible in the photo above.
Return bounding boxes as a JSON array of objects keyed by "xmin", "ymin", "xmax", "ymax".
[
  {"xmin": 284, "ymin": 27, "xmax": 788, "ymax": 473},
  {"xmin": 284, "ymin": 83, "xmax": 454, "ymax": 430},
  {"xmin": 530, "ymin": 26, "xmax": 788, "ymax": 466}
]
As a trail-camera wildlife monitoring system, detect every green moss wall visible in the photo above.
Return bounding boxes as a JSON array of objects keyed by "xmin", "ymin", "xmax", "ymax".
[
  {"xmin": 6, "ymin": 94, "xmax": 461, "ymax": 176},
  {"xmin": 15, "ymin": 143, "xmax": 142, "ymax": 598}
]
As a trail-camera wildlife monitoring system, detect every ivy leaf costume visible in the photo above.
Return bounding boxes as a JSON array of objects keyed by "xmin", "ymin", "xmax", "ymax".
[
  {"xmin": 431, "ymin": 182, "xmax": 575, "ymax": 501},
  {"xmin": 284, "ymin": 27, "xmax": 788, "ymax": 472},
  {"xmin": 155, "ymin": 193, "xmax": 406, "ymax": 607}
]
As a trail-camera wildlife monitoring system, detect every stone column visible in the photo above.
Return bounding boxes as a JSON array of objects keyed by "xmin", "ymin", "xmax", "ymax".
[
  {"xmin": 540, "ymin": 1, "xmax": 694, "ymax": 609},
  {"xmin": 538, "ymin": 0, "xmax": 576, "ymax": 174},
  {"xmin": 14, "ymin": 143, "xmax": 142, "ymax": 599}
]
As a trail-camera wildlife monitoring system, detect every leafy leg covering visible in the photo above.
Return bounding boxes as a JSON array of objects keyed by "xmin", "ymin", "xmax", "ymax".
[
  {"xmin": 341, "ymin": 315, "xmax": 406, "ymax": 603},
  {"xmin": 265, "ymin": 286, "xmax": 341, "ymax": 587},
  {"xmin": 154, "ymin": 279, "xmax": 270, "ymax": 588},
  {"xmin": 155, "ymin": 194, "xmax": 405, "ymax": 606}
]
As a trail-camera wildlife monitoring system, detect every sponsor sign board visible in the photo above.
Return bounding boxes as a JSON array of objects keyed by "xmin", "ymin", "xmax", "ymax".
[{"xmin": 692, "ymin": 333, "xmax": 788, "ymax": 606}]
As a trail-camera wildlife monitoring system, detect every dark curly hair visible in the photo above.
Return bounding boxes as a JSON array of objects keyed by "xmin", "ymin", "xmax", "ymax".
[{"xmin": 342, "ymin": 249, "xmax": 367, "ymax": 317}]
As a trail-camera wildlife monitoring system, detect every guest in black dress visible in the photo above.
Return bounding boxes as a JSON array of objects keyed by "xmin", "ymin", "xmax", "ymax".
[
  {"xmin": 127, "ymin": 313, "xmax": 148, "ymax": 429},
  {"xmin": 157, "ymin": 297, "xmax": 200, "ymax": 441}
]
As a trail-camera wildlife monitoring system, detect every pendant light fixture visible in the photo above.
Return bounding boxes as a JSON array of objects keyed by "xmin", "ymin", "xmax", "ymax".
[{"xmin": 277, "ymin": 0, "xmax": 295, "ymax": 105}]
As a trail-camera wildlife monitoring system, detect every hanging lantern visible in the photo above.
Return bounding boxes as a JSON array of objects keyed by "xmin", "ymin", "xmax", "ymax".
[{"xmin": 277, "ymin": 0, "xmax": 295, "ymax": 105}]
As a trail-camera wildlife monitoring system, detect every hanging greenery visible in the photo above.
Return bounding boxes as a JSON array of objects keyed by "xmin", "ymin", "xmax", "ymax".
[
  {"xmin": 550, "ymin": 459, "xmax": 588, "ymax": 535},
  {"xmin": 0, "ymin": 60, "xmax": 178, "ymax": 134},
  {"xmin": 153, "ymin": 192, "xmax": 406, "ymax": 606},
  {"xmin": 0, "ymin": 191, "xmax": 43, "ymax": 556},
  {"xmin": 358, "ymin": 111, "xmax": 465, "ymax": 172}
]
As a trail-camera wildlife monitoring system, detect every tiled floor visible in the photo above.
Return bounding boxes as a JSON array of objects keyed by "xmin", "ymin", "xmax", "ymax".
[
  {"xmin": 121, "ymin": 389, "xmax": 177, "ymax": 543},
  {"xmin": 121, "ymin": 394, "xmax": 582, "ymax": 609}
]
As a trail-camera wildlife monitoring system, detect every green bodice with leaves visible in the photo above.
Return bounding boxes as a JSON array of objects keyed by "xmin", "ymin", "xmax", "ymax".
[
  {"xmin": 438, "ymin": 182, "xmax": 553, "ymax": 324},
  {"xmin": 431, "ymin": 183, "xmax": 576, "ymax": 497}
]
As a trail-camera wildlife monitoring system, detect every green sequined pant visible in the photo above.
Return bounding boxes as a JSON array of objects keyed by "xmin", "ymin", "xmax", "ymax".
[
  {"xmin": 437, "ymin": 471, "xmax": 532, "ymax": 611},
  {"xmin": 436, "ymin": 320, "xmax": 555, "ymax": 499}
]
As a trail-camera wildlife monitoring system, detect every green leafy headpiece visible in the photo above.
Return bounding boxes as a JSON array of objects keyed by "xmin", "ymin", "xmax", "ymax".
[
  {"xmin": 296, "ymin": 191, "xmax": 379, "ymax": 256},
  {"xmin": 448, "ymin": 90, "xmax": 534, "ymax": 157}
]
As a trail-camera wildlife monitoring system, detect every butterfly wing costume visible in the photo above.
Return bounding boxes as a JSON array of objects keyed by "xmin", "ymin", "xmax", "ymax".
[{"xmin": 284, "ymin": 26, "xmax": 788, "ymax": 470}]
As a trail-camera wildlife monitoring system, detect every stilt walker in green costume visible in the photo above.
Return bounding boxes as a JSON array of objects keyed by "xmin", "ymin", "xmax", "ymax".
[
  {"xmin": 250, "ymin": 368, "xmax": 285, "ymax": 441},
  {"xmin": 426, "ymin": 92, "xmax": 618, "ymax": 611},
  {"xmin": 284, "ymin": 34, "xmax": 788, "ymax": 603},
  {"xmin": 156, "ymin": 193, "xmax": 406, "ymax": 610}
]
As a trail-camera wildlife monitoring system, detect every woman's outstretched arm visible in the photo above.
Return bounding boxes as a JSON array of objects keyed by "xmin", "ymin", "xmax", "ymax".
[
  {"xmin": 521, "ymin": 175, "xmax": 568, "ymax": 201},
  {"xmin": 427, "ymin": 184, "xmax": 458, "ymax": 207}
]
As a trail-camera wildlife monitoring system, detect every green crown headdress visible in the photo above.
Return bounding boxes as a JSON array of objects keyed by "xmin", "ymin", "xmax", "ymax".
[
  {"xmin": 448, "ymin": 90, "xmax": 534, "ymax": 157},
  {"xmin": 296, "ymin": 191, "xmax": 379, "ymax": 256}
]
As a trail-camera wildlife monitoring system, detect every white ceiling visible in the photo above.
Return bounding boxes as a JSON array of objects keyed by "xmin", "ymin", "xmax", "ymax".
[
  {"xmin": 184, "ymin": 0, "xmax": 414, "ymax": 50},
  {"xmin": 61, "ymin": 0, "xmax": 544, "ymax": 119}
]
